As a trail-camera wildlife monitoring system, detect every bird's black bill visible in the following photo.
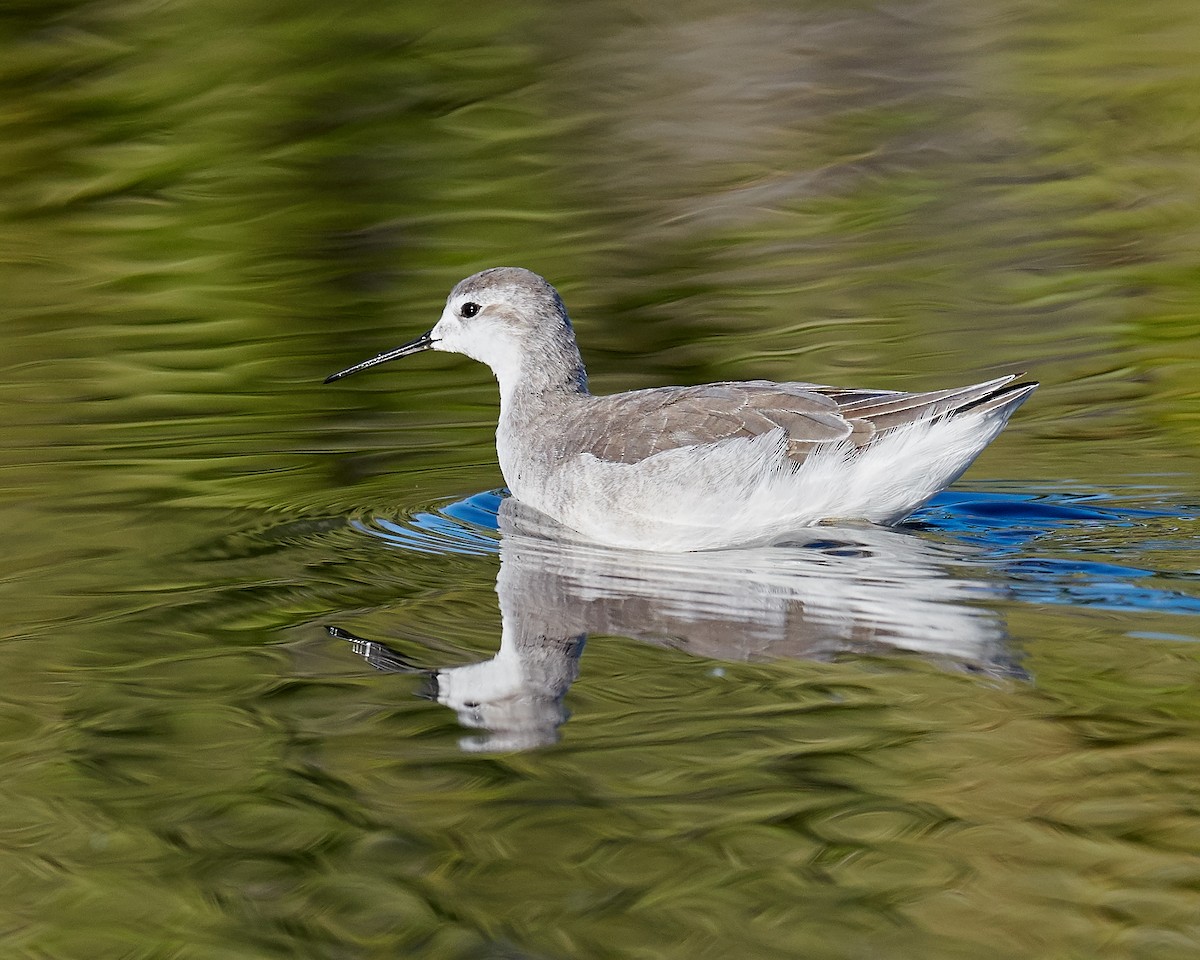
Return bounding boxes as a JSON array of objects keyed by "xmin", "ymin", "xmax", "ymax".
[{"xmin": 323, "ymin": 331, "xmax": 435, "ymax": 383}]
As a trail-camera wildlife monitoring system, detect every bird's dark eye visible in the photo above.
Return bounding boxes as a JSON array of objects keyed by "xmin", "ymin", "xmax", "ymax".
[{"xmin": 460, "ymin": 302, "xmax": 480, "ymax": 318}]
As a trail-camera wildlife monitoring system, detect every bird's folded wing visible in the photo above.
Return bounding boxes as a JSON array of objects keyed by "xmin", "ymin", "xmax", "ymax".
[
  {"xmin": 563, "ymin": 374, "xmax": 1032, "ymax": 466},
  {"xmin": 566, "ymin": 382, "xmax": 853, "ymax": 465}
]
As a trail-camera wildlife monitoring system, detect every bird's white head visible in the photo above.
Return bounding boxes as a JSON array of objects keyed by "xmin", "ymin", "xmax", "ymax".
[
  {"xmin": 431, "ymin": 267, "xmax": 571, "ymax": 371},
  {"xmin": 325, "ymin": 267, "xmax": 586, "ymax": 406}
]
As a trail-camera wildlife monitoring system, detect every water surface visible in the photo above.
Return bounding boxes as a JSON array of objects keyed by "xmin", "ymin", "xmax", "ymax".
[{"xmin": 2, "ymin": 0, "xmax": 1200, "ymax": 957}]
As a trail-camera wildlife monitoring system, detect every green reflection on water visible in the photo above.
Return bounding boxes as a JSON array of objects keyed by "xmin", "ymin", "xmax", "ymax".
[{"xmin": 3, "ymin": 0, "xmax": 1200, "ymax": 957}]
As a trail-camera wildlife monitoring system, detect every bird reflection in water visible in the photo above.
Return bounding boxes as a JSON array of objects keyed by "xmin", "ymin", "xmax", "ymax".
[{"xmin": 331, "ymin": 498, "xmax": 1021, "ymax": 752}]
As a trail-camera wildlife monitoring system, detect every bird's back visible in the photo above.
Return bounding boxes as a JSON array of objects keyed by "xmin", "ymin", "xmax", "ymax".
[{"xmin": 541, "ymin": 374, "xmax": 1035, "ymax": 467}]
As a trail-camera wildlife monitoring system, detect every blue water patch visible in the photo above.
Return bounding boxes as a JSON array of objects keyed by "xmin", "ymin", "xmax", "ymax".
[
  {"xmin": 441, "ymin": 490, "xmax": 504, "ymax": 531},
  {"xmin": 1007, "ymin": 577, "xmax": 1200, "ymax": 615},
  {"xmin": 354, "ymin": 484, "xmax": 1200, "ymax": 621},
  {"xmin": 353, "ymin": 489, "xmax": 504, "ymax": 556},
  {"xmin": 915, "ymin": 488, "xmax": 1170, "ymax": 536},
  {"xmin": 914, "ymin": 487, "xmax": 1200, "ymax": 618}
]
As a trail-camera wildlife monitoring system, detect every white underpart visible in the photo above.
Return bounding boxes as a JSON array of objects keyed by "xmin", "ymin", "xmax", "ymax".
[{"xmin": 512, "ymin": 407, "xmax": 1014, "ymax": 552}]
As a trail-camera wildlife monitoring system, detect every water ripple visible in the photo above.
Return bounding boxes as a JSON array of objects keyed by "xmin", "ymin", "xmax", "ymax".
[
  {"xmin": 353, "ymin": 484, "xmax": 1200, "ymax": 623},
  {"xmin": 352, "ymin": 491, "xmax": 503, "ymax": 557},
  {"xmin": 918, "ymin": 486, "xmax": 1200, "ymax": 618}
]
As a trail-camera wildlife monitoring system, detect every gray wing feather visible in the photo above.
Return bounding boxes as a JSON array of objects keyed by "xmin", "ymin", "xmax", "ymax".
[
  {"xmin": 834, "ymin": 374, "xmax": 1022, "ymax": 432},
  {"xmin": 567, "ymin": 374, "xmax": 1035, "ymax": 466},
  {"xmin": 566, "ymin": 382, "xmax": 851, "ymax": 464}
]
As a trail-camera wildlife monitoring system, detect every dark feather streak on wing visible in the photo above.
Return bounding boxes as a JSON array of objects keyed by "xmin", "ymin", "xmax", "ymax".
[{"xmin": 828, "ymin": 374, "xmax": 1020, "ymax": 433}]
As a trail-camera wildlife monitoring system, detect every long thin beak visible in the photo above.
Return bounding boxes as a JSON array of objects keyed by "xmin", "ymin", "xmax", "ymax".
[{"xmin": 324, "ymin": 331, "xmax": 436, "ymax": 383}]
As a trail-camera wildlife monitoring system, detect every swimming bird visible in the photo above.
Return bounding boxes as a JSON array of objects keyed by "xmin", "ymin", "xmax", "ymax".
[{"xmin": 325, "ymin": 267, "xmax": 1036, "ymax": 551}]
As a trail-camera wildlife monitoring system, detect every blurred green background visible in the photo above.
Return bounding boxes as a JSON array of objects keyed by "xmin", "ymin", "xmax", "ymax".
[{"xmin": 2, "ymin": 0, "xmax": 1200, "ymax": 957}]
